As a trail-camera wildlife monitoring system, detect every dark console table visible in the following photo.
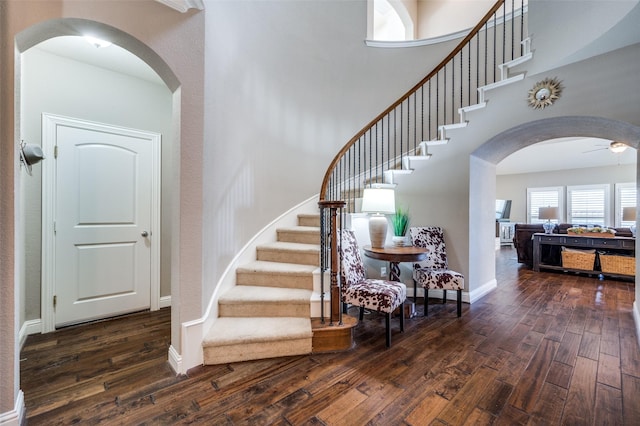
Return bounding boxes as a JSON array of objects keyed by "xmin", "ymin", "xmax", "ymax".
[{"xmin": 532, "ymin": 233, "xmax": 635, "ymax": 279}]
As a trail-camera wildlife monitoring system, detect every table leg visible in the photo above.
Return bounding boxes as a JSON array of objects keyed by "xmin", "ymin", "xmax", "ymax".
[
  {"xmin": 389, "ymin": 261, "xmax": 401, "ymax": 282},
  {"xmin": 389, "ymin": 261, "xmax": 416, "ymax": 318}
]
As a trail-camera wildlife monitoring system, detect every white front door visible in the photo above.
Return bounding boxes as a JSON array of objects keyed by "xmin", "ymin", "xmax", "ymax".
[{"xmin": 42, "ymin": 114, "xmax": 161, "ymax": 328}]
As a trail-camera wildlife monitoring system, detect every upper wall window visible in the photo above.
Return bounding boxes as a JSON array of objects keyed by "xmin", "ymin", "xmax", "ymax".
[{"xmin": 371, "ymin": 0, "xmax": 414, "ymax": 41}]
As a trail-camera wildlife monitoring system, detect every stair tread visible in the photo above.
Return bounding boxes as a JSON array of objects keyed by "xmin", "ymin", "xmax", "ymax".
[
  {"xmin": 203, "ymin": 317, "xmax": 312, "ymax": 346},
  {"xmin": 237, "ymin": 260, "xmax": 318, "ymax": 274},
  {"xmin": 258, "ymin": 241, "xmax": 320, "ymax": 252},
  {"xmin": 278, "ymin": 226, "xmax": 320, "ymax": 232},
  {"xmin": 220, "ymin": 285, "xmax": 312, "ymax": 303}
]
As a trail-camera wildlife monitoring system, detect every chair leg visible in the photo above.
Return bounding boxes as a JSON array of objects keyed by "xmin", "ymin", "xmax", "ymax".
[
  {"xmin": 385, "ymin": 313, "xmax": 391, "ymax": 348},
  {"xmin": 399, "ymin": 305, "xmax": 405, "ymax": 332},
  {"xmin": 443, "ymin": 289, "xmax": 447, "ymax": 304},
  {"xmin": 424, "ymin": 289, "xmax": 429, "ymax": 317},
  {"xmin": 359, "ymin": 306, "xmax": 365, "ymax": 321},
  {"xmin": 342, "ymin": 302, "xmax": 347, "ymax": 314},
  {"xmin": 457, "ymin": 289, "xmax": 462, "ymax": 317},
  {"xmin": 413, "ymin": 279, "xmax": 417, "ymax": 303}
]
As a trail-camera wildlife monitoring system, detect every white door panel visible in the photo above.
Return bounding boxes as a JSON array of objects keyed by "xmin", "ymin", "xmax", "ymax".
[{"xmin": 44, "ymin": 115, "xmax": 160, "ymax": 327}]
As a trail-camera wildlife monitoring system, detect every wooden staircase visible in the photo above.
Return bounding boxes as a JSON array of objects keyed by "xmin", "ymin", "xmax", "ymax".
[{"xmin": 203, "ymin": 214, "xmax": 354, "ymax": 365}]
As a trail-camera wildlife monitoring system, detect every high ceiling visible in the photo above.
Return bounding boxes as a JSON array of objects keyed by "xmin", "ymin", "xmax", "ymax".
[{"xmin": 30, "ymin": 36, "xmax": 637, "ymax": 176}]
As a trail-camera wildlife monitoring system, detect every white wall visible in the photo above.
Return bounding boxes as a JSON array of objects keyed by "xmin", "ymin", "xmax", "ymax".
[
  {"xmin": 1, "ymin": 0, "xmax": 205, "ymax": 418},
  {"xmin": 201, "ymin": 0, "xmax": 458, "ymax": 305},
  {"xmin": 21, "ymin": 46, "xmax": 174, "ymax": 322},
  {"xmin": 497, "ymin": 164, "xmax": 636, "ymax": 224}
]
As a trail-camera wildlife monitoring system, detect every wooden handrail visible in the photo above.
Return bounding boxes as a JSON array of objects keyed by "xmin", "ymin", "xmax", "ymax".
[
  {"xmin": 319, "ymin": 0, "xmax": 523, "ymax": 201},
  {"xmin": 317, "ymin": 0, "xmax": 527, "ymax": 326}
]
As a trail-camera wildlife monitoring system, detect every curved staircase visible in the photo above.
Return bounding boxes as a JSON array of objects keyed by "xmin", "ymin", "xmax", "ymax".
[{"xmin": 203, "ymin": 214, "xmax": 353, "ymax": 365}]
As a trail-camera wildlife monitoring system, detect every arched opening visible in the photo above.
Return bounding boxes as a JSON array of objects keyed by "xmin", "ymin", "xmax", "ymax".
[
  {"xmin": 470, "ymin": 116, "xmax": 640, "ymax": 296},
  {"xmin": 372, "ymin": 0, "xmax": 414, "ymax": 41},
  {"xmin": 15, "ymin": 17, "xmax": 181, "ymax": 376}
]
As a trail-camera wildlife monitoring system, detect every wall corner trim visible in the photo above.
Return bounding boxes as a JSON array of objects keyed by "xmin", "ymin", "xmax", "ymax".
[
  {"xmin": 168, "ymin": 345, "xmax": 184, "ymax": 375},
  {"xmin": 0, "ymin": 390, "xmax": 25, "ymax": 426},
  {"xmin": 468, "ymin": 279, "xmax": 497, "ymax": 303},
  {"xmin": 19, "ymin": 319, "xmax": 42, "ymax": 350}
]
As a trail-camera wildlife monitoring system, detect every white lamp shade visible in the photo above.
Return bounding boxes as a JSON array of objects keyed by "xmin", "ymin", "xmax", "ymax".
[
  {"xmin": 361, "ymin": 188, "xmax": 395, "ymax": 214},
  {"xmin": 538, "ymin": 206, "xmax": 559, "ymax": 221},
  {"xmin": 623, "ymin": 206, "xmax": 637, "ymax": 221}
]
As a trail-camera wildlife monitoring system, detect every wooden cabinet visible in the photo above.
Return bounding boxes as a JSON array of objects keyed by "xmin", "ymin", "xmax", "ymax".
[{"xmin": 532, "ymin": 233, "xmax": 635, "ymax": 279}]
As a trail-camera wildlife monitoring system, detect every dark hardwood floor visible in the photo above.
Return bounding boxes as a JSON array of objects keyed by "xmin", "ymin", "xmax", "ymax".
[{"xmin": 21, "ymin": 246, "xmax": 640, "ymax": 425}]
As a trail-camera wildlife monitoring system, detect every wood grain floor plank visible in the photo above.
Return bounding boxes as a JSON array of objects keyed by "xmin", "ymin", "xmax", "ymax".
[
  {"xmin": 554, "ymin": 331, "xmax": 582, "ymax": 366},
  {"xmin": 508, "ymin": 337, "xmax": 559, "ymax": 413},
  {"xmin": 594, "ymin": 383, "xmax": 623, "ymax": 426},
  {"xmin": 527, "ymin": 382, "xmax": 567, "ymax": 426},
  {"xmin": 20, "ymin": 249, "xmax": 639, "ymax": 425},
  {"xmin": 577, "ymin": 330, "xmax": 601, "ymax": 361},
  {"xmin": 622, "ymin": 373, "xmax": 640, "ymax": 423},
  {"xmin": 561, "ymin": 356, "xmax": 598, "ymax": 425}
]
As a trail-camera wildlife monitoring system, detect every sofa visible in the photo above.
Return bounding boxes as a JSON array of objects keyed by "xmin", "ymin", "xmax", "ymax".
[{"xmin": 513, "ymin": 223, "xmax": 633, "ymax": 267}]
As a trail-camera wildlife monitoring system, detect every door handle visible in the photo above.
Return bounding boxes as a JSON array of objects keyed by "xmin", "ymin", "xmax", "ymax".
[{"xmin": 141, "ymin": 231, "xmax": 149, "ymax": 237}]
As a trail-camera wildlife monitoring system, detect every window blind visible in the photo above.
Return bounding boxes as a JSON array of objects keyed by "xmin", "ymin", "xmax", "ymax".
[
  {"xmin": 527, "ymin": 187, "xmax": 561, "ymax": 223},
  {"xmin": 567, "ymin": 185, "xmax": 608, "ymax": 226}
]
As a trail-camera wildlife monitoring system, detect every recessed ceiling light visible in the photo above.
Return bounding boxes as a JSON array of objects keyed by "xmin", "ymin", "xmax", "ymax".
[{"xmin": 84, "ymin": 36, "xmax": 112, "ymax": 49}]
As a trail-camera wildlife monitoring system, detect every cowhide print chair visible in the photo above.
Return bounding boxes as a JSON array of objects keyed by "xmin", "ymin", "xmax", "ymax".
[
  {"xmin": 408, "ymin": 226, "xmax": 464, "ymax": 317},
  {"xmin": 339, "ymin": 229, "xmax": 407, "ymax": 347}
]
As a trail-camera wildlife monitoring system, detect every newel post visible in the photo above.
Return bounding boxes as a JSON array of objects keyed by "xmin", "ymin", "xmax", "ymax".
[{"xmin": 318, "ymin": 200, "xmax": 345, "ymax": 325}]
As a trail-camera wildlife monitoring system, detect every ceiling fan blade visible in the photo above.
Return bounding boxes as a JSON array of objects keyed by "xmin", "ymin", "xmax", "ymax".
[{"xmin": 582, "ymin": 147, "xmax": 608, "ymax": 153}]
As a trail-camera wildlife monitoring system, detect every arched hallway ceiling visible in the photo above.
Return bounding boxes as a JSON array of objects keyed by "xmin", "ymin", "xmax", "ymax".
[
  {"xmin": 497, "ymin": 136, "xmax": 637, "ymax": 175},
  {"xmin": 33, "ymin": 36, "xmax": 163, "ymax": 86}
]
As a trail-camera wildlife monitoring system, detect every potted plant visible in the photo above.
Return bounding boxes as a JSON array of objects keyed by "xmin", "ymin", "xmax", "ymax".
[{"xmin": 391, "ymin": 207, "xmax": 409, "ymax": 246}]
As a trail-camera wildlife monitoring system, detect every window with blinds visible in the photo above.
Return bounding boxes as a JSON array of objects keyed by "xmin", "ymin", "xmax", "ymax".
[
  {"xmin": 616, "ymin": 183, "xmax": 636, "ymax": 227},
  {"xmin": 527, "ymin": 187, "xmax": 563, "ymax": 223},
  {"xmin": 567, "ymin": 184, "xmax": 609, "ymax": 226}
]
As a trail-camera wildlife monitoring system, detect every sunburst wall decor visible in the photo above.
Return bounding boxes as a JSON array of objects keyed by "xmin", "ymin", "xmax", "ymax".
[{"xmin": 527, "ymin": 77, "xmax": 563, "ymax": 109}]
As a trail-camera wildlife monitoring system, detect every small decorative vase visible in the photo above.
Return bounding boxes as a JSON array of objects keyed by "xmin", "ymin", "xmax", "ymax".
[{"xmin": 392, "ymin": 235, "xmax": 407, "ymax": 247}]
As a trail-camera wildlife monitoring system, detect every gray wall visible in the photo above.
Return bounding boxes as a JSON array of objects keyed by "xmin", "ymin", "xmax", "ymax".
[
  {"xmin": 497, "ymin": 164, "xmax": 636, "ymax": 224},
  {"xmin": 21, "ymin": 45, "xmax": 174, "ymax": 321}
]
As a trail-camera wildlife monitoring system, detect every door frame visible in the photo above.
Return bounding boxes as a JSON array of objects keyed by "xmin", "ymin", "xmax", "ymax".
[{"xmin": 41, "ymin": 113, "xmax": 162, "ymax": 332}]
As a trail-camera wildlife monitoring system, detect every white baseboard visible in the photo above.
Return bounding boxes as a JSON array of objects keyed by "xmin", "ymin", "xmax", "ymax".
[
  {"xmin": 168, "ymin": 344, "xmax": 183, "ymax": 375},
  {"xmin": 159, "ymin": 295, "xmax": 172, "ymax": 309},
  {"xmin": 467, "ymin": 279, "xmax": 497, "ymax": 303},
  {"xmin": 19, "ymin": 319, "xmax": 42, "ymax": 350},
  {"xmin": 409, "ymin": 279, "xmax": 497, "ymax": 305},
  {"xmin": 634, "ymin": 301, "xmax": 640, "ymax": 352},
  {"xmin": 0, "ymin": 390, "xmax": 24, "ymax": 426}
]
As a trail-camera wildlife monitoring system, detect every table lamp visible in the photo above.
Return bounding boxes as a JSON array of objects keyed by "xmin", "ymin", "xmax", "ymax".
[
  {"xmin": 538, "ymin": 206, "xmax": 558, "ymax": 234},
  {"xmin": 361, "ymin": 187, "xmax": 395, "ymax": 248},
  {"xmin": 623, "ymin": 206, "xmax": 636, "ymax": 237}
]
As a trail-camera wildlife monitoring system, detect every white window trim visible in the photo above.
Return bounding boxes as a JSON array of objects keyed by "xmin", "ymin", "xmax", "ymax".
[
  {"xmin": 615, "ymin": 182, "xmax": 636, "ymax": 227},
  {"xmin": 566, "ymin": 184, "xmax": 610, "ymax": 227},
  {"xmin": 526, "ymin": 186, "xmax": 564, "ymax": 223}
]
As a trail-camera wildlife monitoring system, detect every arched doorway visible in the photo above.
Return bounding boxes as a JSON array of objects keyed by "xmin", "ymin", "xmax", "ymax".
[
  {"xmin": 15, "ymin": 17, "xmax": 180, "ymax": 362},
  {"xmin": 469, "ymin": 116, "xmax": 640, "ymax": 299}
]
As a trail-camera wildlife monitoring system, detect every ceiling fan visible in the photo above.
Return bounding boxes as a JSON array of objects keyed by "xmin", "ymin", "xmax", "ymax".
[{"xmin": 582, "ymin": 141, "xmax": 629, "ymax": 154}]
